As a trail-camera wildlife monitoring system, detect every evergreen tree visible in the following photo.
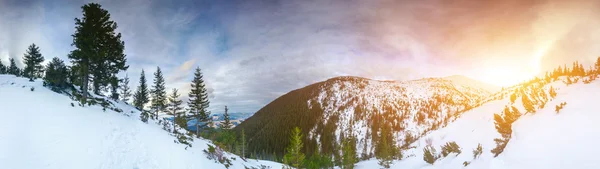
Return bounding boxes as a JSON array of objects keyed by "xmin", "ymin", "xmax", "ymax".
[
  {"xmin": 43, "ymin": 57, "xmax": 69, "ymax": 91},
  {"xmin": 22, "ymin": 44, "xmax": 45, "ymax": 81},
  {"xmin": 151, "ymin": 67, "xmax": 167, "ymax": 118},
  {"xmin": 0, "ymin": 60, "xmax": 6, "ymax": 74},
  {"xmin": 167, "ymin": 88, "xmax": 184, "ymax": 132},
  {"xmin": 69, "ymin": 3, "xmax": 128, "ymax": 104},
  {"xmin": 188, "ymin": 67, "xmax": 210, "ymax": 136},
  {"xmin": 235, "ymin": 129, "xmax": 247, "ymax": 159},
  {"xmin": 376, "ymin": 124, "xmax": 395, "ymax": 168},
  {"xmin": 133, "ymin": 70, "xmax": 149, "ymax": 110},
  {"xmin": 342, "ymin": 135, "xmax": 358, "ymax": 169},
  {"xmin": 284, "ymin": 127, "xmax": 305, "ymax": 169},
  {"xmin": 119, "ymin": 74, "xmax": 132, "ymax": 103},
  {"xmin": 222, "ymin": 106, "xmax": 233, "ymax": 129},
  {"xmin": 491, "ymin": 106, "xmax": 521, "ymax": 157},
  {"xmin": 8, "ymin": 58, "xmax": 21, "ymax": 76},
  {"xmin": 521, "ymin": 95, "xmax": 535, "ymax": 113}
]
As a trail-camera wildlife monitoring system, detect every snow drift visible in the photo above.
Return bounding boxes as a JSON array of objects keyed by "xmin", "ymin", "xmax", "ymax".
[
  {"xmin": 0, "ymin": 75, "xmax": 282, "ymax": 169},
  {"xmin": 355, "ymin": 76, "xmax": 600, "ymax": 169}
]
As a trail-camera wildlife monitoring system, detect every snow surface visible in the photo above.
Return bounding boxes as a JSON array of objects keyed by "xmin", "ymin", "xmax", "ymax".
[
  {"xmin": 308, "ymin": 76, "xmax": 491, "ymax": 158},
  {"xmin": 0, "ymin": 75, "xmax": 282, "ymax": 169},
  {"xmin": 354, "ymin": 77, "xmax": 600, "ymax": 169}
]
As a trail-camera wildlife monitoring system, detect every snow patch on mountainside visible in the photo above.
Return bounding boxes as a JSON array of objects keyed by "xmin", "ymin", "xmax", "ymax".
[
  {"xmin": 307, "ymin": 76, "xmax": 492, "ymax": 158},
  {"xmin": 354, "ymin": 77, "xmax": 600, "ymax": 169},
  {"xmin": 0, "ymin": 75, "xmax": 282, "ymax": 169}
]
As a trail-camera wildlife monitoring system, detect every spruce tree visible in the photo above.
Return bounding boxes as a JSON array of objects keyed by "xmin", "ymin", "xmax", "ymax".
[
  {"xmin": 43, "ymin": 57, "xmax": 69, "ymax": 91},
  {"xmin": 119, "ymin": 74, "xmax": 132, "ymax": 103},
  {"xmin": 0, "ymin": 60, "xmax": 6, "ymax": 74},
  {"xmin": 22, "ymin": 44, "xmax": 45, "ymax": 81},
  {"xmin": 222, "ymin": 106, "xmax": 233, "ymax": 129},
  {"xmin": 151, "ymin": 67, "xmax": 167, "ymax": 118},
  {"xmin": 376, "ymin": 124, "xmax": 394, "ymax": 168},
  {"xmin": 284, "ymin": 127, "xmax": 305, "ymax": 169},
  {"xmin": 69, "ymin": 3, "xmax": 128, "ymax": 104},
  {"xmin": 491, "ymin": 106, "xmax": 521, "ymax": 157},
  {"xmin": 167, "ymin": 88, "xmax": 184, "ymax": 132},
  {"xmin": 342, "ymin": 135, "xmax": 358, "ymax": 169},
  {"xmin": 521, "ymin": 95, "xmax": 535, "ymax": 113},
  {"xmin": 133, "ymin": 70, "xmax": 149, "ymax": 110},
  {"xmin": 8, "ymin": 58, "xmax": 20, "ymax": 76},
  {"xmin": 188, "ymin": 67, "xmax": 210, "ymax": 136},
  {"xmin": 240, "ymin": 129, "xmax": 247, "ymax": 158}
]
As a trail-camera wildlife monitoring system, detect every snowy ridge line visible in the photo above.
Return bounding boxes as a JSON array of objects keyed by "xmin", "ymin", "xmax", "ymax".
[
  {"xmin": 0, "ymin": 74, "xmax": 282, "ymax": 169},
  {"xmin": 353, "ymin": 73, "xmax": 600, "ymax": 169},
  {"xmin": 306, "ymin": 76, "xmax": 493, "ymax": 159}
]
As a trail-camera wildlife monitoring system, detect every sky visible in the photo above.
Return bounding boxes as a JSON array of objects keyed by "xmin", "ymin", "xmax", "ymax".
[{"xmin": 1, "ymin": 0, "xmax": 600, "ymax": 113}]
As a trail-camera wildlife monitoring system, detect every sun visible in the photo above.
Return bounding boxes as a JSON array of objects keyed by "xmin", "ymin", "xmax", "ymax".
[{"xmin": 476, "ymin": 66, "xmax": 536, "ymax": 87}]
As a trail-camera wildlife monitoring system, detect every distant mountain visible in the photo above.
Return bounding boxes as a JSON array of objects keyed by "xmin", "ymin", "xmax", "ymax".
[
  {"xmin": 235, "ymin": 76, "xmax": 492, "ymax": 158},
  {"xmin": 443, "ymin": 75, "xmax": 501, "ymax": 93}
]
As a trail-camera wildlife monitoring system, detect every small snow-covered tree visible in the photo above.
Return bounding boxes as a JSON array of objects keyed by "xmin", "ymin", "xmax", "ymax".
[
  {"xmin": 473, "ymin": 143, "xmax": 483, "ymax": 159},
  {"xmin": 491, "ymin": 106, "xmax": 521, "ymax": 157},
  {"xmin": 22, "ymin": 44, "xmax": 45, "ymax": 81},
  {"xmin": 8, "ymin": 58, "xmax": 21, "ymax": 76},
  {"xmin": 423, "ymin": 145, "xmax": 438, "ymax": 164},
  {"xmin": 284, "ymin": 127, "xmax": 305, "ymax": 169},
  {"xmin": 119, "ymin": 74, "xmax": 132, "ymax": 103},
  {"xmin": 133, "ymin": 70, "xmax": 149, "ymax": 110},
  {"xmin": 43, "ymin": 57, "xmax": 69, "ymax": 91},
  {"xmin": 221, "ymin": 106, "xmax": 233, "ymax": 129},
  {"xmin": 151, "ymin": 67, "xmax": 167, "ymax": 119},
  {"xmin": 441, "ymin": 141, "xmax": 461, "ymax": 157},
  {"xmin": 167, "ymin": 88, "xmax": 184, "ymax": 132}
]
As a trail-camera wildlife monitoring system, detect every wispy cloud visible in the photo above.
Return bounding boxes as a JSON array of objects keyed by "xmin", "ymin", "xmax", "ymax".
[{"xmin": 2, "ymin": 0, "xmax": 600, "ymax": 113}]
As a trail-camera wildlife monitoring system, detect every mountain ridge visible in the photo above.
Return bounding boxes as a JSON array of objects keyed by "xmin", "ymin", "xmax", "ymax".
[{"xmin": 236, "ymin": 75, "xmax": 493, "ymax": 159}]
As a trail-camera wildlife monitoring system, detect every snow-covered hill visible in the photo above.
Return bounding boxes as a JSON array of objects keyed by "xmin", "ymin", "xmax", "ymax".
[
  {"xmin": 0, "ymin": 75, "xmax": 282, "ymax": 169},
  {"xmin": 237, "ymin": 75, "xmax": 493, "ymax": 159},
  {"xmin": 354, "ymin": 75, "xmax": 600, "ymax": 169}
]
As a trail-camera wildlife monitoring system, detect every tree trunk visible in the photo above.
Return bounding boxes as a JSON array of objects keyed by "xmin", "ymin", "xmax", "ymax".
[
  {"xmin": 81, "ymin": 66, "xmax": 88, "ymax": 106},
  {"xmin": 195, "ymin": 116, "xmax": 200, "ymax": 137}
]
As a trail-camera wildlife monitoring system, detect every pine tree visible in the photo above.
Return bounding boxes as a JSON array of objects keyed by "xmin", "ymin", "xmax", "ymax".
[
  {"xmin": 43, "ymin": 57, "xmax": 69, "ymax": 91},
  {"xmin": 284, "ymin": 127, "xmax": 305, "ymax": 169},
  {"xmin": 0, "ymin": 60, "xmax": 6, "ymax": 74},
  {"xmin": 69, "ymin": 3, "xmax": 128, "ymax": 104},
  {"xmin": 22, "ymin": 44, "xmax": 45, "ymax": 81},
  {"xmin": 240, "ymin": 129, "xmax": 247, "ymax": 159},
  {"xmin": 167, "ymin": 88, "xmax": 184, "ymax": 132},
  {"xmin": 133, "ymin": 70, "xmax": 149, "ymax": 110},
  {"xmin": 188, "ymin": 67, "xmax": 210, "ymax": 136},
  {"xmin": 342, "ymin": 135, "xmax": 358, "ymax": 169},
  {"xmin": 521, "ymin": 95, "xmax": 535, "ymax": 113},
  {"xmin": 151, "ymin": 67, "xmax": 167, "ymax": 119},
  {"xmin": 222, "ymin": 106, "xmax": 233, "ymax": 129},
  {"xmin": 549, "ymin": 86, "xmax": 557, "ymax": 99},
  {"xmin": 491, "ymin": 106, "xmax": 521, "ymax": 157},
  {"xmin": 8, "ymin": 58, "xmax": 21, "ymax": 76},
  {"xmin": 119, "ymin": 74, "xmax": 132, "ymax": 103},
  {"xmin": 376, "ymin": 124, "xmax": 395, "ymax": 168}
]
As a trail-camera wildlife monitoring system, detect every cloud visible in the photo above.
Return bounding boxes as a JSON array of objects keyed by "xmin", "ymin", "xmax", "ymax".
[{"xmin": 2, "ymin": 0, "xmax": 600, "ymax": 113}]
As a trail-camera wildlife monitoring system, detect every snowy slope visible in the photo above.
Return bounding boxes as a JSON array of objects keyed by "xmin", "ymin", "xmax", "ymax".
[
  {"xmin": 0, "ymin": 75, "xmax": 282, "ymax": 169},
  {"xmin": 354, "ymin": 75, "xmax": 600, "ymax": 169},
  {"xmin": 308, "ymin": 76, "xmax": 492, "ymax": 157}
]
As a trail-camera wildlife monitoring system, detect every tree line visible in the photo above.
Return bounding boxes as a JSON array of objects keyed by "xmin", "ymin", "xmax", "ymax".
[{"xmin": 0, "ymin": 3, "xmax": 213, "ymax": 141}]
